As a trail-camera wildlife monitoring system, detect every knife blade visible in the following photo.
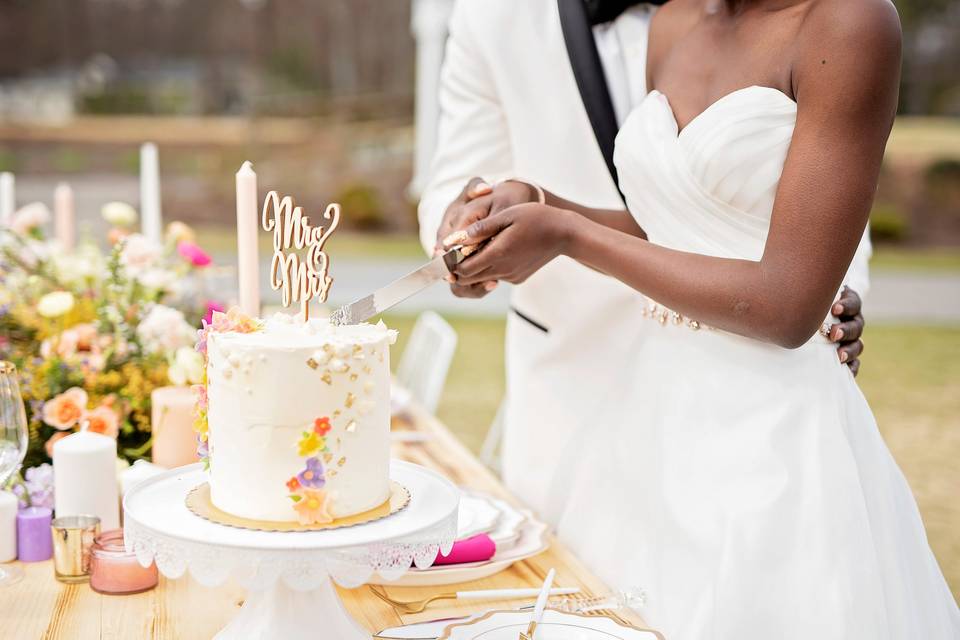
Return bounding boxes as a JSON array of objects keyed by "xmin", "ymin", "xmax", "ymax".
[{"xmin": 330, "ymin": 244, "xmax": 475, "ymax": 325}]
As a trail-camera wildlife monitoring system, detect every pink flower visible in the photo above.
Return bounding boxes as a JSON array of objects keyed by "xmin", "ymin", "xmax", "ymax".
[
  {"xmin": 40, "ymin": 324, "xmax": 109, "ymax": 371},
  {"xmin": 84, "ymin": 405, "xmax": 120, "ymax": 439},
  {"xmin": 177, "ymin": 241, "xmax": 212, "ymax": 267},
  {"xmin": 203, "ymin": 301, "xmax": 226, "ymax": 326},
  {"xmin": 292, "ymin": 488, "xmax": 334, "ymax": 525},
  {"xmin": 42, "ymin": 387, "xmax": 89, "ymax": 430}
]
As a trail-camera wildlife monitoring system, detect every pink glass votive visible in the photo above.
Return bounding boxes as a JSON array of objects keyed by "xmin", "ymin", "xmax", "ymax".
[
  {"xmin": 89, "ymin": 529, "xmax": 158, "ymax": 595},
  {"xmin": 17, "ymin": 507, "xmax": 53, "ymax": 562}
]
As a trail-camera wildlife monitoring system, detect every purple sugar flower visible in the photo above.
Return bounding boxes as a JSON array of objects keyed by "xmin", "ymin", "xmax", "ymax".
[{"xmin": 297, "ymin": 457, "xmax": 325, "ymax": 489}]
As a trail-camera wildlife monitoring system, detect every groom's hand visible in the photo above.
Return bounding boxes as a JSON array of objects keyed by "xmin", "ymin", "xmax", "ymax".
[
  {"xmin": 436, "ymin": 178, "xmax": 539, "ymax": 298},
  {"xmin": 829, "ymin": 286, "xmax": 865, "ymax": 376}
]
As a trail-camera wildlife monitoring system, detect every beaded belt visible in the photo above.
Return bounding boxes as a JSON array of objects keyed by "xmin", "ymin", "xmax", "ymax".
[{"xmin": 642, "ymin": 299, "xmax": 835, "ymax": 341}]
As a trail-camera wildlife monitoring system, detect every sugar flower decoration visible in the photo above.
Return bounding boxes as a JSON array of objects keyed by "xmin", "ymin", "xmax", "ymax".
[
  {"xmin": 42, "ymin": 387, "xmax": 88, "ymax": 430},
  {"xmin": 297, "ymin": 457, "xmax": 326, "ymax": 489},
  {"xmin": 292, "ymin": 489, "xmax": 334, "ymax": 526},
  {"xmin": 286, "ymin": 476, "xmax": 301, "ymax": 492},
  {"xmin": 313, "ymin": 416, "xmax": 331, "ymax": 436},
  {"xmin": 298, "ymin": 432, "xmax": 323, "ymax": 457}
]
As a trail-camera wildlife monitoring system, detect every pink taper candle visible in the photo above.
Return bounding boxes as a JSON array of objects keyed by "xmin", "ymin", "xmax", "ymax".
[
  {"xmin": 54, "ymin": 183, "xmax": 75, "ymax": 250},
  {"xmin": 235, "ymin": 161, "xmax": 260, "ymax": 316}
]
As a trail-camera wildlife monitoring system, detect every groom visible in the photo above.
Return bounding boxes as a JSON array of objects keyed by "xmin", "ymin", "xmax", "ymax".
[{"xmin": 418, "ymin": 0, "xmax": 869, "ymax": 520}]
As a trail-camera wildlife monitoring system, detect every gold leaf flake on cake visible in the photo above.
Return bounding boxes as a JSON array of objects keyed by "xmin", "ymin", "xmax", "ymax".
[
  {"xmin": 345, "ymin": 392, "xmax": 356, "ymax": 408},
  {"xmin": 337, "ymin": 456, "xmax": 346, "ymax": 467},
  {"xmin": 352, "ymin": 344, "xmax": 363, "ymax": 356},
  {"xmin": 323, "ymin": 452, "xmax": 333, "ymax": 463},
  {"xmin": 333, "ymin": 409, "xmax": 341, "ymax": 418},
  {"xmin": 306, "ymin": 357, "xmax": 319, "ymax": 370},
  {"xmin": 320, "ymin": 372, "xmax": 332, "ymax": 385},
  {"xmin": 362, "ymin": 366, "xmax": 372, "ymax": 375},
  {"xmin": 349, "ymin": 373, "xmax": 358, "ymax": 382},
  {"xmin": 345, "ymin": 419, "xmax": 357, "ymax": 433},
  {"xmin": 329, "ymin": 358, "xmax": 349, "ymax": 373}
]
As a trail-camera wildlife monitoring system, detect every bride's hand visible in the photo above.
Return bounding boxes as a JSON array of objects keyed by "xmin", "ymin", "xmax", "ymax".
[{"xmin": 445, "ymin": 203, "xmax": 575, "ymax": 285}]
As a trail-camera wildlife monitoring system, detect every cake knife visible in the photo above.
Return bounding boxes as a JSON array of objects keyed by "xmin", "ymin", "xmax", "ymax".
[{"xmin": 330, "ymin": 244, "xmax": 477, "ymax": 325}]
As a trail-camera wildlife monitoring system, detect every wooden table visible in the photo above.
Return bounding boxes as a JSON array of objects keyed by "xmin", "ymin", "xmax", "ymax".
[{"xmin": 0, "ymin": 404, "xmax": 650, "ymax": 638}]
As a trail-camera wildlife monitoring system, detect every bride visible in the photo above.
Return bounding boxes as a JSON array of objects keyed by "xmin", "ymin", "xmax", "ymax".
[{"xmin": 442, "ymin": 0, "xmax": 960, "ymax": 637}]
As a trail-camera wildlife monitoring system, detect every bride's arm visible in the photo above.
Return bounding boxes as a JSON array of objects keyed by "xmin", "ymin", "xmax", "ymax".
[{"xmin": 451, "ymin": 1, "xmax": 900, "ymax": 349}]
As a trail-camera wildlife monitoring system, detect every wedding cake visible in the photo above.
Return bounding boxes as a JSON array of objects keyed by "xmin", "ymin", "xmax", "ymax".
[{"xmin": 197, "ymin": 309, "xmax": 397, "ymax": 524}]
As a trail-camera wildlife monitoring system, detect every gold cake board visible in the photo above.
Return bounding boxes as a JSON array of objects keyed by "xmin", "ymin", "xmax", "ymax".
[{"xmin": 186, "ymin": 481, "xmax": 410, "ymax": 532}]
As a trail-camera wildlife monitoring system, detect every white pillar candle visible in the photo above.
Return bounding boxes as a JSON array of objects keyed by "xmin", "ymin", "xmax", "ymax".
[
  {"xmin": 53, "ymin": 431, "xmax": 120, "ymax": 530},
  {"xmin": 0, "ymin": 172, "xmax": 14, "ymax": 226},
  {"xmin": 139, "ymin": 142, "xmax": 162, "ymax": 244},
  {"xmin": 235, "ymin": 161, "xmax": 260, "ymax": 317},
  {"xmin": 54, "ymin": 183, "xmax": 75, "ymax": 250},
  {"xmin": 151, "ymin": 386, "xmax": 200, "ymax": 469},
  {"xmin": 0, "ymin": 491, "xmax": 16, "ymax": 562}
]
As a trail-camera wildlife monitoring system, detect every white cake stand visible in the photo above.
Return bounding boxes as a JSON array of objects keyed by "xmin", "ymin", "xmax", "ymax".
[{"xmin": 123, "ymin": 460, "xmax": 459, "ymax": 640}]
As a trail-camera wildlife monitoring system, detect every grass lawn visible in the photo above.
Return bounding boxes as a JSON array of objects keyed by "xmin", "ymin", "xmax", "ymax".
[{"xmin": 387, "ymin": 314, "xmax": 960, "ymax": 600}]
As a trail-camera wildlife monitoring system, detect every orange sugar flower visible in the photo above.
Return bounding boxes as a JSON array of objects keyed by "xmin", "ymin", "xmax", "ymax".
[
  {"xmin": 286, "ymin": 476, "xmax": 301, "ymax": 492},
  {"xmin": 293, "ymin": 489, "xmax": 334, "ymax": 526},
  {"xmin": 313, "ymin": 417, "xmax": 331, "ymax": 436}
]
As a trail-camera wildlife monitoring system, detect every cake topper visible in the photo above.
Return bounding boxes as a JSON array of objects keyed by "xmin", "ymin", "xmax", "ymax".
[{"xmin": 261, "ymin": 191, "xmax": 340, "ymax": 320}]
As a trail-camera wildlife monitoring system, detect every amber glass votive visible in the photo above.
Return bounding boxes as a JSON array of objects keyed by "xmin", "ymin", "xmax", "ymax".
[{"xmin": 89, "ymin": 529, "xmax": 158, "ymax": 595}]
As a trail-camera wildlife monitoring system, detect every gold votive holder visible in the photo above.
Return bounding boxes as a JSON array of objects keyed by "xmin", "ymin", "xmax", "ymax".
[{"xmin": 51, "ymin": 515, "xmax": 101, "ymax": 584}]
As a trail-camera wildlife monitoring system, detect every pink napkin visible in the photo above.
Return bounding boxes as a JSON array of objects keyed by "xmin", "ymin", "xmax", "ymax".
[{"xmin": 433, "ymin": 533, "xmax": 496, "ymax": 566}]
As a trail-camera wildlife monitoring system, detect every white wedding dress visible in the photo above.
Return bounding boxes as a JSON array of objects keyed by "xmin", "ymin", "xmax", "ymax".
[{"xmin": 548, "ymin": 87, "xmax": 960, "ymax": 639}]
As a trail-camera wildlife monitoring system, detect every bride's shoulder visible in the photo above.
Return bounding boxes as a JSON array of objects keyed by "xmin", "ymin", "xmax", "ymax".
[{"xmin": 799, "ymin": 0, "xmax": 901, "ymax": 53}]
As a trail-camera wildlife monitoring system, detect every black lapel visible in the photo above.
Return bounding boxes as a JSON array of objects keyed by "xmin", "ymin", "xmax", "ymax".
[{"xmin": 557, "ymin": 0, "xmax": 624, "ymax": 201}]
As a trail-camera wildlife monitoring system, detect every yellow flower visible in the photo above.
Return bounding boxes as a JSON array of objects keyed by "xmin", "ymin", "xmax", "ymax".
[{"xmin": 298, "ymin": 432, "xmax": 324, "ymax": 457}]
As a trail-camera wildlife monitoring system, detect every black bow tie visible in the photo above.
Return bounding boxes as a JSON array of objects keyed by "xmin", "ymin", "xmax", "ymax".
[{"xmin": 584, "ymin": 0, "xmax": 668, "ymax": 26}]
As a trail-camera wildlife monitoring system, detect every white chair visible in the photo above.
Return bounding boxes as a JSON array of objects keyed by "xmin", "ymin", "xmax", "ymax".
[
  {"xmin": 478, "ymin": 399, "xmax": 506, "ymax": 474},
  {"xmin": 395, "ymin": 311, "xmax": 458, "ymax": 415}
]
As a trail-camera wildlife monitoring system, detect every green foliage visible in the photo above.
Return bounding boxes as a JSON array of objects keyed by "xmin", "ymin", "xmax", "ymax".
[
  {"xmin": 0, "ymin": 148, "xmax": 20, "ymax": 172},
  {"xmin": 870, "ymin": 202, "xmax": 910, "ymax": 243},
  {"xmin": 336, "ymin": 182, "xmax": 387, "ymax": 231}
]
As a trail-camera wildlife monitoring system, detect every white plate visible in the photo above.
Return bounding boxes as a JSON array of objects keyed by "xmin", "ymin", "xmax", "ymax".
[
  {"xmin": 440, "ymin": 609, "xmax": 664, "ymax": 640},
  {"xmin": 371, "ymin": 511, "xmax": 548, "ymax": 587},
  {"xmin": 457, "ymin": 493, "xmax": 502, "ymax": 540}
]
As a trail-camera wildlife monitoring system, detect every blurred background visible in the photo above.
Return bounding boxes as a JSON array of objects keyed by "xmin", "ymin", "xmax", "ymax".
[{"xmin": 0, "ymin": 0, "xmax": 957, "ymax": 597}]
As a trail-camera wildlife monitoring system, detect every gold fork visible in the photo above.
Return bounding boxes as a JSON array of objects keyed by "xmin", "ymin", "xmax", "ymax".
[{"xmin": 367, "ymin": 584, "xmax": 580, "ymax": 616}]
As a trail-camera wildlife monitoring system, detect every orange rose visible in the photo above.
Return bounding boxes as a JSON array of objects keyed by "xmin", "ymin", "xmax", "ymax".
[
  {"xmin": 42, "ymin": 387, "xmax": 89, "ymax": 430},
  {"xmin": 84, "ymin": 405, "xmax": 120, "ymax": 439}
]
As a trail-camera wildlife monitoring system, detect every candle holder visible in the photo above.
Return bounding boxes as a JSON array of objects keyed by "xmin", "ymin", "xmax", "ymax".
[
  {"xmin": 90, "ymin": 529, "xmax": 158, "ymax": 595},
  {"xmin": 51, "ymin": 515, "xmax": 100, "ymax": 583}
]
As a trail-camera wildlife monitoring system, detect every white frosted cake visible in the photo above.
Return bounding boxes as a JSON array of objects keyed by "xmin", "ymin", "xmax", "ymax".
[{"xmin": 197, "ymin": 310, "xmax": 396, "ymax": 524}]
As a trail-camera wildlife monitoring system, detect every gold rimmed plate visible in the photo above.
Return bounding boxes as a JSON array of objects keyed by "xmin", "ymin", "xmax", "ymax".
[
  {"xmin": 185, "ymin": 481, "xmax": 410, "ymax": 532},
  {"xmin": 439, "ymin": 610, "xmax": 664, "ymax": 640}
]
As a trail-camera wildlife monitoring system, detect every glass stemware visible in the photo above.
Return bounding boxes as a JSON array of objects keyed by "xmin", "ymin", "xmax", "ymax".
[{"xmin": 0, "ymin": 361, "xmax": 29, "ymax": 586}]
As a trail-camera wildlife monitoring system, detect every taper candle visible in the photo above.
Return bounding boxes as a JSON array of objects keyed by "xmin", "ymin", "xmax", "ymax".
[
  {"xmin": 150, "ymin": 386, "xmax": 199, "ymax": 468},
  {"xmin": 0, "ymin": 172, "xmax": 14, "ymax": 226},
  {"xmin": 235, "ymin": 161, "xmax": 260, "ymax": 316},
  {"xmin": 54, "ymin": 183, "xmax": 75, "ymax": 250},
  {"xmin": 16, "ymin": 506, "xmax": 53, "ymax": 562},
  {"xmin": 53, "ymin": 430, "xmax": 120, "ymax": 530},
  {"xmin": 139, "ymin": 143, "xmax": 162, "ymax": 244},
  {"xmin": 0, "ymin": 491, "xmax": 16, "ymax": 562}
]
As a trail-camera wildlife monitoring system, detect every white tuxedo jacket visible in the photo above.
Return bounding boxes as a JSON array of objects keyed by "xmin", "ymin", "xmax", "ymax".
[{"xmin": 418, "ymin": 0, "xmax": 871, "ymax": 521}]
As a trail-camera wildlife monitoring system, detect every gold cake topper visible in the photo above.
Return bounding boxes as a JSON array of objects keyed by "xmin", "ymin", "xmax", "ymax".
[{"xmin": 261, "ymin": 191, "xmax": 340, "ymax": 320}]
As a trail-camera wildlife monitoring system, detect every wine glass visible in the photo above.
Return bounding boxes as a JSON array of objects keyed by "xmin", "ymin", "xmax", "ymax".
[{"xmin": 0, "ymin": 361, "xmax": 29, "ymax": 586}]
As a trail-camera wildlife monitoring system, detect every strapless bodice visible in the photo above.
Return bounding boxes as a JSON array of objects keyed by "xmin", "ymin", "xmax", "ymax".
[{"xmin": 614, "ymin": 86, "xmax": 798, "ymax": 260}]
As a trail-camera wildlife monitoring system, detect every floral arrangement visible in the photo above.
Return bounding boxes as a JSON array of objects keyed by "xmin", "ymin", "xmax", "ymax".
[{"xmin": 0, "ymin": 200, "xmax": 219, "ymax": 469}]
